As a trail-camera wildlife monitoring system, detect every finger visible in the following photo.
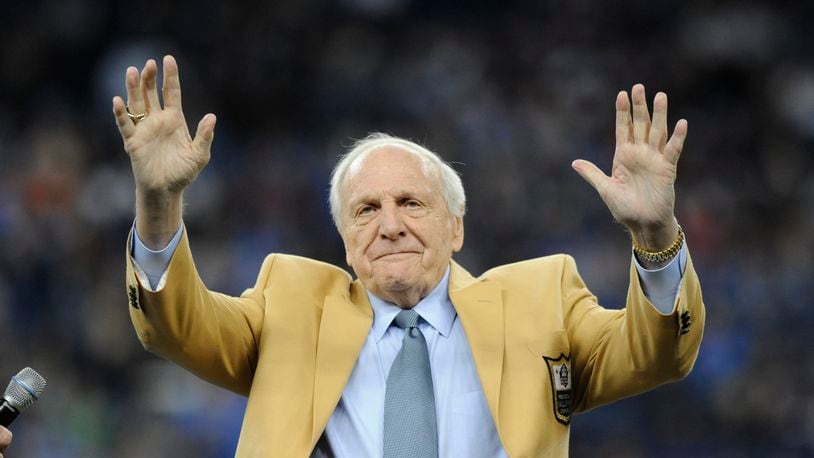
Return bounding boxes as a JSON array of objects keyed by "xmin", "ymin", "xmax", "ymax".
[
  {"xmin": 141, "ymin": 59, "xmax": 161, "ymax": 112},
  {"xmin": 615, "ymin": 91, "xmax": 632, "ymax": 147},
  {"xmin": 648, "ymin": 92, "xmax": 668, "ymax": 151},
  {"xmin": 631, "ymin": 83, "xmax": 650, "ymax": 144},
  {"xmin": 124, "ymin": 66, "xmax": 146, "ymax": 117},
  {"xmin": 664, "ymin": 119, "xmax": 688, "ymax": 164},
  {"xmin": 0, "ymin": 426, "xmax": 11, "ymax": 452},
  {"xmin": 112, "ymin": 96, "xmax": 136, "ymax": 141},
  {"xmin": 571, "ymin": 159, "xmax": 611, "ymax": 196},
  {"xmin": 192, "ymin": 114, "xmax": 217, "ymax": 159},
  {"xmin": 162, "ymin": 55, "xmax": 183, "ymax": 109}
]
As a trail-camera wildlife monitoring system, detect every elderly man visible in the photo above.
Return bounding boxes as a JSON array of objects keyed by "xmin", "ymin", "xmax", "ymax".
[{"xmin": 113, "ymin": 56, "xmax": 704, "ymax": 457}]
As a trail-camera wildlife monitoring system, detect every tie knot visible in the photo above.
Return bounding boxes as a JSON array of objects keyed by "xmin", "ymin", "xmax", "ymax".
[{"xmin": 392, "ymin": 310, "xmax": 420, "ymax": 330}]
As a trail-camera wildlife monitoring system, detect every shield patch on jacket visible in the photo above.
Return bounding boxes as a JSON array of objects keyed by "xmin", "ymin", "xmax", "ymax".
[{"xmin": 543, "ymin": 353, "xmax": 572, "ymax": 425}]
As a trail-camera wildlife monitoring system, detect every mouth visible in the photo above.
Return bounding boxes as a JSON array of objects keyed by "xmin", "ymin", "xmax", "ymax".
[{"xmin": 374, "ymin": 251, "xmax": 420, "ymax": 261}]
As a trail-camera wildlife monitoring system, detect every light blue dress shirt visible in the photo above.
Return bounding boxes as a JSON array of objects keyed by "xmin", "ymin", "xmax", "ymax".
[
  {"xmin": 132, "ymin": 225, "xmax": 686, "ymax": 457},
  {"xmin": 324, "ymin": 266, "xmax": 507, "ymax": 457}
]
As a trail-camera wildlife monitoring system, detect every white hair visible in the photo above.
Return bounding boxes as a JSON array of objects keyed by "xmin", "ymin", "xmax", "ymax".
[{"xmin": 329, "ymin": 133, "xmax": 466, "ymax": 228}]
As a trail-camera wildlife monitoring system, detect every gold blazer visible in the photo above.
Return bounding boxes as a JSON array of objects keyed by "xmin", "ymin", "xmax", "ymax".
[{"xmin": 126, "ymin": 230, "xmax": 704, "ymax": 457}]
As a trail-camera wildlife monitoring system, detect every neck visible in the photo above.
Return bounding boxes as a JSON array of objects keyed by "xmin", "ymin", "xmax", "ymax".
[
  {"xmin": 370, "ymin": 266, "xmax": 449, "ymax": 309},
  {"xmin": 384, "ymin": 290, "xmax": 424, "ymax": 309}
]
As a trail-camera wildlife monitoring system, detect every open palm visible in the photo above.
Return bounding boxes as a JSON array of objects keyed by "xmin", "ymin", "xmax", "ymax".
[
  {"xmin": 112, "ymin": 56, "xmax": 216, "ymax": 194},
  {"xmin": 573, "ymin": 84, "xmax": 687, "ymax": 238}
]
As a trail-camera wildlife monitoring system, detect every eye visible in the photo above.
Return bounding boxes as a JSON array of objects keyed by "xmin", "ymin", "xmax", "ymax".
[
  {"xmin": 356, "ymin": 205, "xmax": 375, "ymax": 217},
  {"xmin": 404, "ymin": 199, "xmax": 422, "ymax": 209},
  {"xmin": 402, "ymin": 199, "xmax": 430, "ymax": 217}
]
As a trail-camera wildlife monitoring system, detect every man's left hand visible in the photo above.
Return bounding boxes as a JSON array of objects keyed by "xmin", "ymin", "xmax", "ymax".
[{"xmin": 572, "ymin": 84, "xmax": 686, "ymax": 251}]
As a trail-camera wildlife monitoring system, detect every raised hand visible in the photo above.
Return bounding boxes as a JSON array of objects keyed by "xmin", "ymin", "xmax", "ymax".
[
  {"xmin": 113, "ymin": 55, "xmax": 216, "ymax": 194},
  {"xmin": 112, "ymin": 56, "xmax": 215, "ymax": 247},
  {"xmin": 572, "ymin": 84, "xmax": 686, "ymax": 252}
]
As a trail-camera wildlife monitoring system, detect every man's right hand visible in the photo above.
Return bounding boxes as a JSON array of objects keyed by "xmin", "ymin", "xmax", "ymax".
[
  {"xmin": 0, "ymin": 425, "xmax": 11, "ymax": 457},
  {"xmin": 112, "ymin": 55, "xmax": 216, "ymax": 248}
]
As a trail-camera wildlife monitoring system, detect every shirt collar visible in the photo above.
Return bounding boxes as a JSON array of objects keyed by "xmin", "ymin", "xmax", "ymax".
[{"xmin": 368, "ymin": 265, "xmax": 456, "ymax": 342}]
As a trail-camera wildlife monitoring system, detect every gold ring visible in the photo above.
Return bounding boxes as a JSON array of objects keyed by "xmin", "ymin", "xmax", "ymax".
[{"xmin": 125, "ymin": 105, "xmax": 148, "ymax": 124}]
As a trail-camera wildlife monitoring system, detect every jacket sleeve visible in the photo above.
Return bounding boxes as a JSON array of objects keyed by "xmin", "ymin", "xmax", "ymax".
[
  {"xmin": 563, "ymin": 251, "xmax": 705, "ymax": 413},
  {"xmin": 126, "ymin": 227, "xmax": 269, "ymax": 396}
]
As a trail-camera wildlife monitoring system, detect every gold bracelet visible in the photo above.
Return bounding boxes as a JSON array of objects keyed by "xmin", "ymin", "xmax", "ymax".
[{"xmin": 632, "ymin": 225, "xmax": 685, "ymax": 263}]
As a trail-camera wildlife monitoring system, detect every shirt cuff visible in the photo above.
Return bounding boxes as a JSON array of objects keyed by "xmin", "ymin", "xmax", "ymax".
[
  {"xmin": 131, "ymin": 223, "xmax": 184, "ymax": 292},
  {"xmin": 633, "ymin": 242, "xmax": 688, "ymax": 315}
]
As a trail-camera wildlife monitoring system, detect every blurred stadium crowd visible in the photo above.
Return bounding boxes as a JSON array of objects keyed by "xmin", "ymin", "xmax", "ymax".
[{"xmin": 1, "ymin": 0, "xmax": 813, "ymax": 456}]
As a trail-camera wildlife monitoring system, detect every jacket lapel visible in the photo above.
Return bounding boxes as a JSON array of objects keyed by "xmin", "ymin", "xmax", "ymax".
[
  {"xmin": 311, "ymin": 284, "xmax": 373, "ymax": 447},
  {"xmin": 448, "ymin": 261, "xmax": 505, "ymax": 429}
]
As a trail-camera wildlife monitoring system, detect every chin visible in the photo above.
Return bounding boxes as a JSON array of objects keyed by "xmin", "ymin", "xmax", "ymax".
[
  {"xmin": 371, "ymin": 260, "xmax": 416, "ymax": 284},
  {"xmin": 378, "ymin": 275, "xmax": 417, "ymax": 292}
]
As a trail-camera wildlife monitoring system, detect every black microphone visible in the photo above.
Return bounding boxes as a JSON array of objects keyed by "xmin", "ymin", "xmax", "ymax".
[{"xmin": 0, "ymin": 367, "xmax": 46, "ymax": 427}]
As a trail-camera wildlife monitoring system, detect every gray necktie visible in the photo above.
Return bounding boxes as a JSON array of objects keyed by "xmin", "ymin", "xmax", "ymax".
[{"xmin": 383, "ymin": 310, "xmax": 438, "ymax": 458}]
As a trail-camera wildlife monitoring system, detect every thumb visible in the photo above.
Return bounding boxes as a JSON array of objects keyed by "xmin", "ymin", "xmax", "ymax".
[
  {"xmin": 192, "ymin": 113, "xmax": 217, "ymax": 156},
  {"xmin": 571, "ymin": 159, "xmax": 610, "ymax": 195}
]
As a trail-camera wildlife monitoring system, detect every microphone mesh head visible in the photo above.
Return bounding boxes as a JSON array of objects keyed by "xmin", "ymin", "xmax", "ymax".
[{"xmin": 3, "ymin": 367, "xmax": 46, "ymax": 410}]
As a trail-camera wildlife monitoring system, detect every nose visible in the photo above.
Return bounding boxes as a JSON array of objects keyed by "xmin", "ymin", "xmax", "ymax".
[{"xmin": 378, "ymin": 204, "xmax": 406, "ymax": 240}]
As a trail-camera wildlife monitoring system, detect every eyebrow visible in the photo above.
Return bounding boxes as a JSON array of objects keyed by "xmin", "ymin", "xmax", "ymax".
[
  {"xmin": 347, "ymin": 193, "xmax": 378, "ymax": 210},
  {"xmin": 347, "ymin": 191, "xmax": 426, "ymax": 209}
]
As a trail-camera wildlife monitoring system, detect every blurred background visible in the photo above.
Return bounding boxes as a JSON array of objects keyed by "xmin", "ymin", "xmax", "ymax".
[{"xmin": 1, "ymin": 0, "xmax": 812, "ymax": 456}]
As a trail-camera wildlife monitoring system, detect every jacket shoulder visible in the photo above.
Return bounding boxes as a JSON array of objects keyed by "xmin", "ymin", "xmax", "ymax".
[
  {"xmin": 259, "ymin": 253, "xmax": 354, "ymax": 292},
  {"xmin": 481, "ymin": 254, "xmax": 573, "ymax": 283}
]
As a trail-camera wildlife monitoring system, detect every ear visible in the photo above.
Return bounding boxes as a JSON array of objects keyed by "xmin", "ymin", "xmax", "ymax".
[
  {"xmin": 345, "ymin": 246, "xmax": 353, "ymax": 267},
  {"xmin": 451, "ymin": 216, "xmax": 464, "ymax": 252},
  {"xmin": 340, "ymin": 231, "xmax": 354, "ymax": 267}
]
